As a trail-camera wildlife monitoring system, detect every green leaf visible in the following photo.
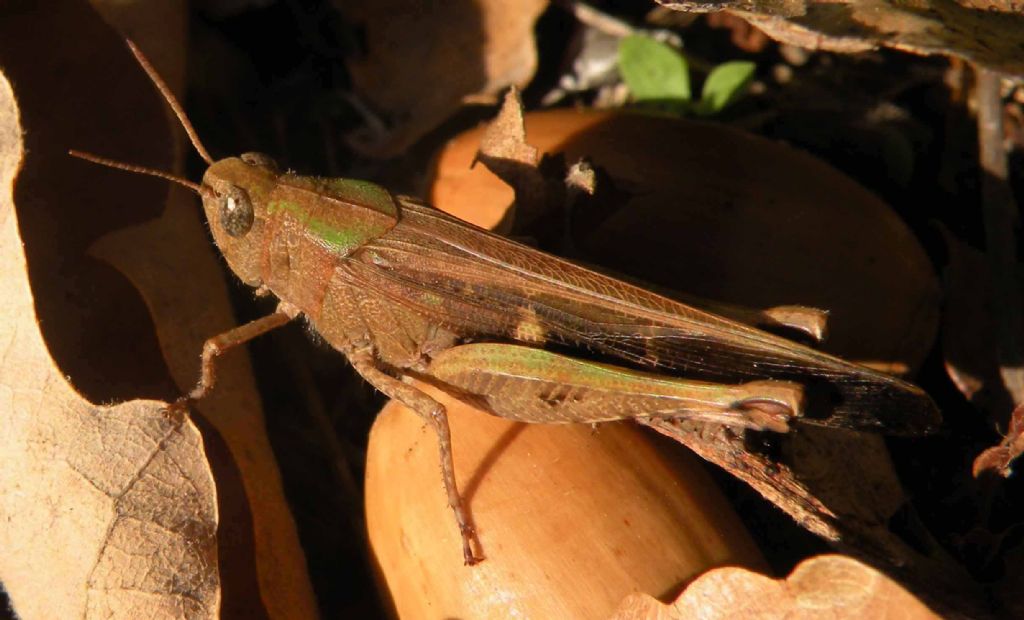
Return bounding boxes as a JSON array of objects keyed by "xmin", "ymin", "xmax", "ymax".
[
  {"xmin": 617, "ymin": 35, "xmax": 691, "ymax": 103},
  {"xmin": 699, "ymin": 61, "xmax": 756, "ymax": 115}
]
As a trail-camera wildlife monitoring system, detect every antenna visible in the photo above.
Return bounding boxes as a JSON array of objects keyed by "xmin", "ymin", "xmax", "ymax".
[
  {"xmin": 125, "ymin": 39, "xmax": 215, "ymax": 165},
  {"xmin": 68, "ymin": 149, "xmax": 212, "ymax": 198}
]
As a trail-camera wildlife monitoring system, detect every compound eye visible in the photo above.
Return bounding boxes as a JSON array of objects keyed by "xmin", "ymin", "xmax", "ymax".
[{"xmin": 219, "ymin": 186, "xmax": 254, "ymax": 237}]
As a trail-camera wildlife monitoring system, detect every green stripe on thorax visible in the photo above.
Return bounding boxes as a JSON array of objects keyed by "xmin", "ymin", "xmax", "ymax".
[{"xmin": 268, "ymin": 176, "xmax": 398, "ymax": 253}]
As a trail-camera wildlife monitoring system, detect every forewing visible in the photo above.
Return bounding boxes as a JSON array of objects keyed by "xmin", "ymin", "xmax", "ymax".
[{"xmin": 338, "ymin": 200, "xmax": 938, "ymax": 434}]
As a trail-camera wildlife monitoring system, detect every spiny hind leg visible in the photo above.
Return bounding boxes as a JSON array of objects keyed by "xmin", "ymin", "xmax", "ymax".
[{"xmin": 347, "ymin": 346, "xmax": 482, "ymax": 565}]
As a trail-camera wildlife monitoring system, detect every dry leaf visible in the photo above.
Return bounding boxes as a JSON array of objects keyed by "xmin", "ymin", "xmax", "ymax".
[
  {"xmin": 336, "ymin": 0, "xmax": 548, "ymax": 157},
  {"xmin": 639, "ymin": 420, "xmax": 915, "ymax": 561},
  {"xmin": 657, "ymin": 0, "xmax": 1024, "ymax": 75},
  {"xmin": 89, "ymin": 193, "xmax": 320, "ymax": 619},
  {"xmin": 940, "ymin": 227, "xmax": 1023, "ymax": 416},
  {"xmin": 0, "ymin": 47, "xmax": 218, "ymax": 620},
  {"xmin": 0, "ymin": 3, "xmax": 317, "ymax": 617},
  {"xmin": 478, "ymin": 88, "xmax": 540, "ymax": 169},
  {"xmin": 475, "ymin": 88, "xmax": 555, "ymax": 232},
  {"xmin": 972, "ymin": 403, "xmax": 1024, "ymax": 477},
  {"xmin": 940, "ymin": 227, "xmax": 1024, "ymax": 480},
  {"xmin": 83, "ymin": 9, "xmax": 319, "ymax": 620},
  {"xmin": 367, "ymin": 382, "xmax": 766, "ymax": 619},
  {"xmin": 610, "ymin": 555, "xmax": 943, "ymax": 619},
  {"xmin": 941, "ymin": 229, "xmax": 1002, "ymax": 403}
]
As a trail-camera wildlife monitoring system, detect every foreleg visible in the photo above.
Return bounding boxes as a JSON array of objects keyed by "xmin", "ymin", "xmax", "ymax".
[{"xmin": 184, "ymin": 301, "xmax": 298, "ymax": 401}]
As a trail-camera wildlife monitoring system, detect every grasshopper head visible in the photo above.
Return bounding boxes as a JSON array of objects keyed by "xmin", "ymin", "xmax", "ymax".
[{"xmin": 200, "ymin": 153, "xmax": 281, "ymax": 287}]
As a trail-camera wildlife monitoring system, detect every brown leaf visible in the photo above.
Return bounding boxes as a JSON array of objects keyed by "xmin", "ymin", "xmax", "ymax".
[
  {"xmin": 972, "ymin": 403, "xmax": 1024, "ymax": 477},
  {"xmin": 367, "ymin": 383, "xmax": 767, "ymax": 619},
  {"xmin": 477, "ymin": 87, "xmax": 540, "ymax": 168},
  {"xmin": 337, "ymin": 0, "xmax": 549, "ymax": 157},
  {"xmin": 82, "ymin": 14, "xmax": 319, "ymax": 620},
  {"xmin": 0, "ymin": 54, "xmax": 217, "ymax": 619},
  {"xmin": 639, "ymin": 420, "xmax": 919, "ymax": 562},
  {"xmin": 0, "ymin": 3, "xmax": 318, "ymax": 617},
  {"xmin": 657, "ymin": 0, "xmax": 1024, "ymax": 75},
  {"xmin": 940, "ymin": 227, "xmax": 1023, "ymax": 416},
  {"xmin": 478, "ymin": 88, "xmax": 539, "ymax": 169},
  {"xmin": 475, "ymin": 88, "xmax": 555, "ymax": 232},
  {"xmin": 610, "ymin": 555, "xmax": 943, "ymax": 619},
  {"xmin": 89, "ymin": 196, "xmax": 320, "ymax": 619},
  {"xmin": 941, "ymin": 229, "xmax": 1000, "ymax": 403}
]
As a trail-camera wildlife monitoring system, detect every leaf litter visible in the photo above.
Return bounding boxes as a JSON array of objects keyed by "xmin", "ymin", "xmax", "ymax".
[
  {"xmin": 5, "ymin": 0, "xmax": 1024, "ymax": 617},
  {"xmin": 0, "ymin": 61, "xmax": 217, "ymax": 619}
]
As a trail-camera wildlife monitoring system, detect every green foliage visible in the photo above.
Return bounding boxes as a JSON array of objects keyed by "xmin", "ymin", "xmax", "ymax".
[
  {"xmin": 617, "ymin": 35, "xmax": 755, "ymax": 116},
  {"xmin": 697, "ymin": 61, "xmax": 757, "ymax": 115},
  {"xmin": 617, "ymin": 35, "xmax": 691, "ymax": 103}
]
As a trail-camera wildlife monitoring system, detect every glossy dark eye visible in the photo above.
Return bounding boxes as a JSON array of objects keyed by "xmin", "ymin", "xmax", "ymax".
[{"xmin": 219, "ymin": 186, "xmax": 254, "ymax": 237}]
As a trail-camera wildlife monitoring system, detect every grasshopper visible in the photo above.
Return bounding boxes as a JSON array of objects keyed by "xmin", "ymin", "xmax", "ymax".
[{"xmin": 72, "ymin": 41, "xmax": 940, "ymax": 565}]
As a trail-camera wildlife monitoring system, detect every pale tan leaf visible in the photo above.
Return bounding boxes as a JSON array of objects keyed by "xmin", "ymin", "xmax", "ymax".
[
  {"xmin": 0, "ymin": 59, "xmax": 218, "ymax": 619},
  {"xmin": 478, "ymin": 88, "xmax": 539, "ymax": 168},
  {"xmin": 475, "ymin": 88, "xmax": 552, "ymax": 231},
  {"xmin": 82, "ymin": 11, "xmax": 320, "ymax": 620},
  {"xmin": 0, "ymin": 3, "xmax": 318, "ymax": 617},
  {"xmin": 611, "ymin": 555, "xmax": 943, "ymax": 619},
  {"xmin": 89, "ymin": 191, "xmax": 320, "ymax": 620}
]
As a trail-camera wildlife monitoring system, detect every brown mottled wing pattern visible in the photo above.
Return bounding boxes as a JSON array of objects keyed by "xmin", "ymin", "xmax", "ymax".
[{"xmin": 336, "ymin": 199, "xmax": 938, "ymax": 434}]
